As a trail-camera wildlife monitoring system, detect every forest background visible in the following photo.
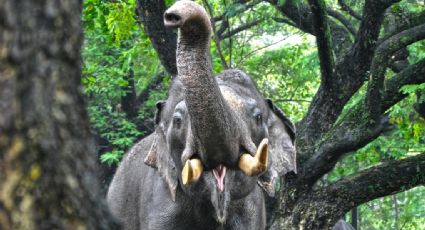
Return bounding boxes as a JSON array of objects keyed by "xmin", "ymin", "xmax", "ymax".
[{"xmin": 82, "ymin": 0, "xmax": 425, "ymax": 229}]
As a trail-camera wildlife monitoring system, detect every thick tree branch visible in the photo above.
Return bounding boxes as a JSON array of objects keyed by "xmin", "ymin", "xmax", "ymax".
[
  {"xmin": 350, "ymin": 0, "xmax": 399, "ymax": 54},
  {"xmin": 203, "ymin": 0, "xmax": 229, "ymax": 69},
  {"xmin": 268, "ymin": 0, "xmax": 353, "ymax": 56},
  {"xmin": 267, "ymin": 0, "xmax": 315, "ymax": 34},
  {"xmin": 300, "ymin": 113, "xmax": 390, "ymax": 188},
  {"xmin": 121, "ymin": 67, "xmax": 138, "ymax": 119},
  {"xmin": 290, "ymin": 152, "xmax": 425, "ymax": 229},
  {"xmin": 301, "ymin": 59, "xmax": 425, "ymax": 187},
  {"xmin": 414, "ymin": 92, "xmax": 425, "ymax": 119},
  {"xmin": 382, "ymin": 58, "xmax": 425, "ymax": 112},
  {"xmin": 324, "ymin": 152, "xmax": 425, "ymax": 211},
  {"xmin": 337, "ymin": 0, "xmax": 361, "ymax": 20},
  {"xmin": 275, "ymin": 99, "xmax": 312, "ymax": 103},
  {"xmin": 136, "ymin": 0, "xmax": 177, "ymax": 76},
  {"xmin": 296, "ymin": 0, "xmax": 400, "ymax": 156},
  {"xmin": 379, "ymin": 10, "xmax": 425, "ymax": 45},
  {"xmin": 217, "ymin": 20, "xmax": 230, "ymax": 38},
  {"xmin": 272, "ymin": 17, "xmax": 298, "ymax": 28},
  {"xmin": 308, "ymin": 0, "xmax": 335, "ymax": 90},
  {"xmin": 327, "ymin": 9, "xmax": 356, "ymax": 36},
  {"xmin": 137, "ymin": 72, "xmax": 166, "ymax": 105},
  {"xmin": 366, "ymin": 23, "xmax": 425, "ymax": 119}
]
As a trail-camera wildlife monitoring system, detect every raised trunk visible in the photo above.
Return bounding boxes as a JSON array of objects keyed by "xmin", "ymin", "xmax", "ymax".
[
  {"xmin": 166, "ymin": 2, "xmax": 240, "ymax": 169},
  {"xmin": 177, "ymin": 37, "xmax": 239, "ymax": 169}
]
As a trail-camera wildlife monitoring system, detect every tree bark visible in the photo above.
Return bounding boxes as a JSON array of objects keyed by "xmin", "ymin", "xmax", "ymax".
[
  {"xmin": 121, "ymin": 67, "xmax": 139, "ymax": 120},
  {"xmin": 0, "ymin": 1, "xmax": 118, "ymax": 229},
  {"xmin": 351, "ymin": 207, "xmax": 358, "ymax": 229},
  {"xmin": 136, "ymin": 0, "xmax": 177, "ymax": 76}
]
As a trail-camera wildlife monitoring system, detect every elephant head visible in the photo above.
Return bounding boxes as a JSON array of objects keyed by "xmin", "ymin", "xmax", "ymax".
[{"xmin": 144, "ymin": 0, "xmax": 296, "ymax": 224}]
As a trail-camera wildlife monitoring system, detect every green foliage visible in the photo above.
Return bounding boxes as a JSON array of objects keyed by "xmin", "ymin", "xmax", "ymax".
[
  {"xmin": 327, "ymin": 85, "xmax": 425, "ymax": 229},
  {"xmin": 401, "ymin": 83, "xmax": 425, "ymax": 103},
  {"xmin": 137, "ymin": 79, "xmax": 170, "ymax": 121},
  {"xmin": 88, "ymin": 104, "xmax": 141, "ymax": 166},
  {"xmin": 243, "ymin": 40, "xmax": 320, "ymax": 121},
  {"xmin": 345, "ymin": 187, "xmax": 425, "ymax": 230},
  {"xmin": 82, "ymin": 0, "xmax": 165, "ymax": 165},
  {"xmin": 82, "ymin": 0, "xmax": 425, "ymax": 227},
  {"xmin": 329, "ymin": 94, "xmax": 425, "ymax": 181}
]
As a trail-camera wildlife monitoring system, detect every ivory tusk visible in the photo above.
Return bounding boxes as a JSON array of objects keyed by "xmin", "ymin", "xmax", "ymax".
[
  {"xmin": 182, "ymin": 158, "xmax": 203, "ymax": 185},
  {"xmin": 238, "ymin": 138, "xmax": 269, "ymax": 176}
]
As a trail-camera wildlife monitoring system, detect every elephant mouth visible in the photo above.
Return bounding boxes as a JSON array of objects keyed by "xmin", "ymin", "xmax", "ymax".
[
  {"xmin": 181, "ymin": 138, "xmax": 269, "ymax": 186},
  {"xmin": 212, "ymin": 164, "xmax": 227, "ymax": 192}
]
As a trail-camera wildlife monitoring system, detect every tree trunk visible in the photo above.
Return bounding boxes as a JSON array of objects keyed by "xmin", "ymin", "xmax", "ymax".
[
  {"xmin": 121, "ymin": 67, "xmax": 139, "ymax": 120},
  {"xmin": 0, "ymin": 1, "xmax": 118, "ymax": 229},
  {"xmin": 136, "ymin": 0, "xmax": 177, "ymax": 76},
  {"xmin": 393, "ymin": 195, "xmax": 399, "ymax": 230},
  {"xmin": 351, "ymin": 207, "xmax": 358, "ymax": 229}
]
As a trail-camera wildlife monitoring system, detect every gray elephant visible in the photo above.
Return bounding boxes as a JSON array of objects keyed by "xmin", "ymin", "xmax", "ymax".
[
  {"xmin": 332, "ymin": 220, "xmax": 355, "ymax": 230},
  {"xmin": 107, "ymin": 1, "xmax": 296, "ymax": 229}
]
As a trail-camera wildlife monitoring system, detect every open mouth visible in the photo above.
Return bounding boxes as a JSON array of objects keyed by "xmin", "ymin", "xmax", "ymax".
[
  {"xmin": 212, "ymin": 164, "xmax": 227, "ymax": 192},
  {"xmin": 181, "ymin": 138, "xmax": 268, "ymax": 187}
]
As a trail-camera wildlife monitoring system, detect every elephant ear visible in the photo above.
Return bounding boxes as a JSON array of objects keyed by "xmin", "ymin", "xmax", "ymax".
[
  {"xmin": 144, "ymin": 100, "xmax": 178, "ymax": 201},
  {"xmin": 259, "ymin": 99, "xmax": 296, "ymax": 197}
]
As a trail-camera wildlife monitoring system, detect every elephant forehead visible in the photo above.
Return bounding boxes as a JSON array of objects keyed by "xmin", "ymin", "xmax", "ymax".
[{"xmin": 221, "ymin": 88, "xmax": 244, "ymax": 110}]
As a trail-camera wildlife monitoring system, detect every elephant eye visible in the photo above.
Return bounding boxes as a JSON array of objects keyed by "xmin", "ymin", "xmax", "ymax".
[
  {"xmin": 255, "ymin": 113, "xmax": 262, "ymax": 124},
  {"xmin": 173, "ymin": 114, "xmax": 182, "ymax": 128}
]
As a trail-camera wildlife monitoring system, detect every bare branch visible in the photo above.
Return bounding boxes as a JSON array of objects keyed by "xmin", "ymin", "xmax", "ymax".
[
  {"xmin": 219, "ymin": 19, "xmax": 263, "ymax": 39},
  {"xmin": 238, "ymin": 36, "xmax": 290, "ymax": 63},
  {"xmin": 272, "ymin": 17, "xmax": 298, "ymax": 28},
  {"xmin": 274, "ymin": 99, "xmax": 312, "ymax": 103},
  {"xmin": 308, "ymin": 0, "xmax": 335, "ymax": 90},
  {"xmin": 337, "ymin": 0, "xmax": 361, "ymax": 20},
  {"xmin": 203, "ymin": 0, "xmax": 229, "ymax": 69}
]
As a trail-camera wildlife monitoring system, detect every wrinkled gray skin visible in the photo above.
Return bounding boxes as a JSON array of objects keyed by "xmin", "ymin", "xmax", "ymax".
[
  {"xmin": 107, "ymin": 1, "xmax": 296, "ymax": 230},
  {"xmin": 332, "ymin": 220, "xmax": 355, "ymax": 230}
]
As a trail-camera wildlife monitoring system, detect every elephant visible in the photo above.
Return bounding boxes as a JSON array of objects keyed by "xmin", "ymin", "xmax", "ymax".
[
  {"xmin": 106, "ymin": 1, "xmax": 296, "ymax": 229},
  {"xmin": 332, "ymin": 220, "xmax": 355, "ymax": 230}
]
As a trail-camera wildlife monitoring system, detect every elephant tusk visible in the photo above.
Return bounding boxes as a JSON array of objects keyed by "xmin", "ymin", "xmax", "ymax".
[
  {"xmin": 182, "ymin": 158, "xmax": 204, "ymax": 185},
  {"xmin": 238, "ymin": 138, "xmax": 269, "ymax": 176}
]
